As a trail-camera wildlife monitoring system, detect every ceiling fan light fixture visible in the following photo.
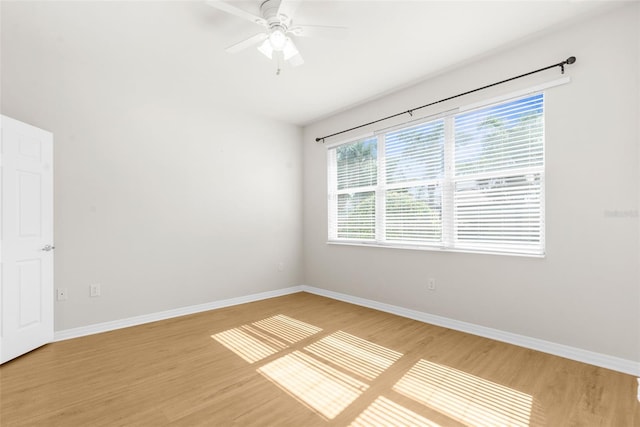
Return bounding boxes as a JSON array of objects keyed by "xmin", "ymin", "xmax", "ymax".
[
  {"xmin": 257, "ymin": 39, "xmax": 274, "ymax": 59},
  {"xmin": 268, "ymin": 28, "xmax": 287, "ymax": 51},
  {"xmin": 282, "ymin": 38, "xmax": 298, "ymax": 61}
]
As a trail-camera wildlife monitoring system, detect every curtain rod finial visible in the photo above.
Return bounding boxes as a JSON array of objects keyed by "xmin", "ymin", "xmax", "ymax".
[{"xmin": 566, "ymin": 56, "xmax": 576, "ymax": 65}]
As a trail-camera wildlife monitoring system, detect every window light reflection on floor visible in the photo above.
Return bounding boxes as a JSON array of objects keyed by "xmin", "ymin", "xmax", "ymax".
[
  {"xmin": 211, "ymin": 327, "xmax": 280, "ymax": 363},
  {"xmin": 305, "ymin": 330, "xmax": 402, "ymax": 381},
  {"xmin": 239, "ymin": 324, "xmax": 288, "ymax": 350},
  {"xmin": 258, "ymin": 350, "xmax": 368, "ymax": 420},
  {"xmin": 350, "ymin": 396, "xmax": 443, "ymax": 427},
  {"xmin": 393, "ymin": 360, "xmax": 533, "ymax": 427},
  {"xmin": 211, "ymin": 314, "xmax": 322, "ymax": 364},
  {"xmin": 252, "ymin": 314, "xmax": 322, "ymax": 344}
]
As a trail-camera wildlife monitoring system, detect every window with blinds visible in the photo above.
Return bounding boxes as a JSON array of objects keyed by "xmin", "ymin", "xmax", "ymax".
[{"xmin": 327, "ymin": 93, "xmax": 545, "ymax": 256}]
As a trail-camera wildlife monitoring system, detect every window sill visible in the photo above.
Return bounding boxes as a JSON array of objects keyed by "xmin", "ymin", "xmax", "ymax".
[{"xmin": 326, "ymin": 240, "xmax": 545, "ymax": 259}]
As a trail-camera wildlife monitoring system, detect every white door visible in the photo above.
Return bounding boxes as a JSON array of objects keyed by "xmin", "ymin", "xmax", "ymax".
[{"xmin": 0, "ymin": 115, "xmax": 54, "ymax": 364}]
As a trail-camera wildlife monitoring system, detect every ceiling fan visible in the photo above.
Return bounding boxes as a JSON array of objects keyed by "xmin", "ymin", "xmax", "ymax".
[{"xmin": 206, "ymin": 0, "xmax": 347, "ymax": 72}]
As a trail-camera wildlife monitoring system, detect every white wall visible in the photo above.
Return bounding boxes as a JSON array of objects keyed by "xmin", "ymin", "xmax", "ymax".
[
  {"xmin": 2, "ymin": 1, "xmax": 638, "ymax": 365},
  {"xmin": 303, "ymin": 5, "xmax": 640, "ymax": 362},
  {"xmin": 1, "ymin": 2, "xmax": 303, "ymax": 330}
]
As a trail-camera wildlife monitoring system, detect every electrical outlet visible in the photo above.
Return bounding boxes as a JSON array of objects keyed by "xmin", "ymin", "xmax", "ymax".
[
  {"xmin": 56, "ymin": 288, "xmax": 68, "ymax": 301},
  {"xmin": 90, "ymin": 283, "xmax": 101, "ymax": 297},
  {"xmin": 427, "ymin": 278, "xmax": 436, "ymax": 291}
]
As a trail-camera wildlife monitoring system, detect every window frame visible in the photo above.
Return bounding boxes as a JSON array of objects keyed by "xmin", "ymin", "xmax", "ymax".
[{"xmin": 327, "ymin": 92, "xmax": 546, "ymax": 258}]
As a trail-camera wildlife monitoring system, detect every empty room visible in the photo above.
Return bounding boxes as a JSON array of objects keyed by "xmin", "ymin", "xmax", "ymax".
[{"xmin": 1, "ymin": 0, "xmax": 639, "ymax": 426}]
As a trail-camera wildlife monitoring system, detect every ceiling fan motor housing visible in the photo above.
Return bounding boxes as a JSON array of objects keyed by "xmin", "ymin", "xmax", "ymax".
[{"xmin": 261, "ymin": 0, "xmax": 290, "ymax": 27}]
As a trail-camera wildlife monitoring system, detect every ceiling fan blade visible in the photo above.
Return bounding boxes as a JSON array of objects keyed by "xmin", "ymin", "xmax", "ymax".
[
  {"xmin": 226, "ymin": 33, "xmax": 268, "ymax": 53},
  {"xmin": 289, "ymin": 25, "xmax": 348, "ymax": 40},
  {"xmin": 206, "ymin": 0, "xmax": 266, "ymax": 26}
]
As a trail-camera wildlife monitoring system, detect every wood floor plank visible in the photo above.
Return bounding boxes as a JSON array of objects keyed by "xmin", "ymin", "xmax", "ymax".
[{"xmin": 1, "ymin": 292, "xmax": 638, "ymax": 426}]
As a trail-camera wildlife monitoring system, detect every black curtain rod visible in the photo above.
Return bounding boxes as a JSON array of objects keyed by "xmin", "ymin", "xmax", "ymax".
[{"xmin": 315, "ymin": 56, "xmax": 576, "ymax": 143}]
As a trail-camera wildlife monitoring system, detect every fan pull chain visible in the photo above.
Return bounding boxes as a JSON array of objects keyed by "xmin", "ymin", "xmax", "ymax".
[{"xmin": 276, "ymin": 54, "xmax": 282, "ymax": 75}]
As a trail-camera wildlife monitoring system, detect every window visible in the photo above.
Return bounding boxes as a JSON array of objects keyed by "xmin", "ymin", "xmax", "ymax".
[{"xmin": 327, "ymin": 94, "xmax": 545, "ymax": 256}]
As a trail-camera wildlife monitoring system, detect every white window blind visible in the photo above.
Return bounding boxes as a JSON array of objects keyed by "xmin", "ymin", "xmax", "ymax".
[
  {"xmin": 329, "ymin": 137, "xmax": 377, "ymax": 240},
  {"xmin": 385, "ymin": 121, "xmax": 444, "ymax": 243},
  {"xmin": 327, "ymin": 93, "xmax": 545, "ymax": 256},
  {"xmin": 453, "ymin": 94, "xmax": 544, "ymax": 254}
]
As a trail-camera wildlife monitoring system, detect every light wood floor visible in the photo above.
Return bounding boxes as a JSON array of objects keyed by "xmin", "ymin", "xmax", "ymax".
[{"xmin": 1, "ymin": 292, "xmax": 638, "ymax": 426}]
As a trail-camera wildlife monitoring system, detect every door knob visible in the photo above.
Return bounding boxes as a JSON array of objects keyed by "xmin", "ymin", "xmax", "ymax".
[{"xmin": 41, "ymin": 245, "xmax": 55, "ymax": 252}]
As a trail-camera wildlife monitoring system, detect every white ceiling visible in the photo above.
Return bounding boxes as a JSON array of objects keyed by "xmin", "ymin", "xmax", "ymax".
[{"xmin": 2, "ymin": 1, "xmax": 622, "ymax": 126}]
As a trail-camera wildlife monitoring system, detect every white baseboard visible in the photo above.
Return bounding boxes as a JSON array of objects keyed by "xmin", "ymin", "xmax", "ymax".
[
  {"xmin": 299, "ymin": 285, "xmax": 640, "ymax": 377},
  {"xmin": 54, "ymin": 286, "xmax": 304, "ymax": 342},
  {"xmin": 54, "ymin": 284, "xmax": 639, "ymax": 377}
]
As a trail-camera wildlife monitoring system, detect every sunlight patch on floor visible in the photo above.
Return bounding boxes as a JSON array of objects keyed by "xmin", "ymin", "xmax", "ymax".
[
  {"xmin": 211, "ymin": 314, "xmax": 322, "ymax": 363},
  {"xmin": 350, "ymin": 396, "xmax": 443, "ymax": 427},
  {"xmin": 211, "ymin": 327, "xmax": 280, "ymax": 363},
  {"xmin": 305, "ymin": 330, "xmax": 402, "ymax": 380},
  {"xmin": 252, "ymin": 314, "xmax": 322, "ymax": 344},
  {"xmin": 212, "ymin": 315, "xmax": 535, "ymax": 425},
  {"xmin": 393, "ymin": 360, "xmax": 532, "ymax": 427},
  {"xmin": 258, "ymin": 351, "xmax": 368, "ymax": 420}
]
